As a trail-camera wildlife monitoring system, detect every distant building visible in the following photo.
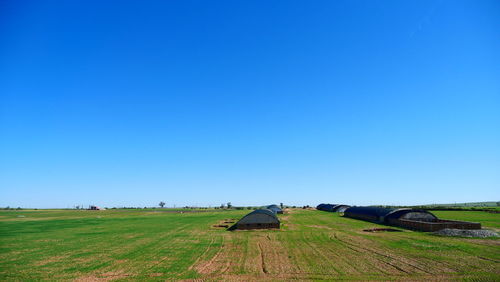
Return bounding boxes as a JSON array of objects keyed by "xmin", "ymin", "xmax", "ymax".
[
  {"xmin": 343, "ymin": 207, "xmax": 480, "ymax": 231},
  {"xmin": 89, "ymin": 205, "xmax": 104, "ymax": 210},
  {"xmin": 317, "ymin": 204, "xmax": 351, "ymax": 212},
  {"xmin": 228, "ymin": 209, "xmax": 280, "ymax": 230},
  {"xmin": 266, "ymin": 204, "xmax": 283, "ymax": 214}
]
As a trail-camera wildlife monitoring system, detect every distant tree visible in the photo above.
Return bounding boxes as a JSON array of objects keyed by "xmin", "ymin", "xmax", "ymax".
[
  {"xmin": 280, "ymin": 203, "xmax": 284, "ymax": 209},
  {"xmin": 497, "ymin": 202, "xmax": 500, "ymax": 207},
  {"xmin": 76, "ymin": 205, "xmax": 80, "ymax": 210},
  {"xmin": 159, "ymin": 201, "xmax": 165, "ymax": 208},
  {"xmin": 220, "ymin": 203, "xmax": 225, "ymax": 209},
  {"xmin": 227, "ymin": 202, "xmax": 232, "ymax": 209}
]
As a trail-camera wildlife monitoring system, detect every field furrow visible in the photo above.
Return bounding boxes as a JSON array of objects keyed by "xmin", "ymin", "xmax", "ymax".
[{"xmin": 1, "ymin": 209, "xmax": 498, "ymax": 280}]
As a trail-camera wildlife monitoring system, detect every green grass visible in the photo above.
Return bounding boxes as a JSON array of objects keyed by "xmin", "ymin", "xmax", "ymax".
[
  {"xmin": 0, "ymin": 209, "xmax": 247, "ymax": 280},
  {"xmin": 415, "ymin": 201, "xmax": 499, "ymax": 207},
  {"xmin": 0, "ymin": 209, "xmax": 498, "ymax": 280},
  {"xmin": 432, "ymin": 210, "xmax": 500, "ymax": 229}
]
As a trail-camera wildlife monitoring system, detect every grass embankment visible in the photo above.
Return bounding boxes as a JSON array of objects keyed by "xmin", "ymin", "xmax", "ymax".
[{"xmin": 0, "ymin": 209, "xmax": 498, "ymax": 280}]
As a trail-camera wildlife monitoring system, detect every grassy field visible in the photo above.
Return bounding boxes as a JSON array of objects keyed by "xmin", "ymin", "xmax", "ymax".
[{"xmin": 0, "ymin": 209, "xmax": 498, "ymax": 280}]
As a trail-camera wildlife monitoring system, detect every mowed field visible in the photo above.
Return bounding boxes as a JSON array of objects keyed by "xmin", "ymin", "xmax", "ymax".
[{"xmin": 0, "ymin": 209, "xmax": 499, "ymax": 281}]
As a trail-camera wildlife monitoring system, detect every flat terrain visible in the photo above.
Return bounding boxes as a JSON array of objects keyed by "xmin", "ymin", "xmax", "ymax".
[{"xmin": 0, "ymin": 209, "xmax": 498, "ymax": 280}]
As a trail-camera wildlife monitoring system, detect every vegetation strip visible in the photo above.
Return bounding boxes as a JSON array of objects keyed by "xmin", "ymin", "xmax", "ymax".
[{"xmin": 0, "ymin": 209, "xmax": 498, "ymax": 280}]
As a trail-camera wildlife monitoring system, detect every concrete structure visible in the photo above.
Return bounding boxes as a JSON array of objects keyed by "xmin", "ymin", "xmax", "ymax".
[
  {"xmin": 266, "ymin": 204, "xmax": 283, "ymax": 214},
  {"xmin": 317, "ymin": 204, "xmax": 351, "ymax": 212},
  {"xmin": 228, "ymin": 209, "xmax": 280, "ymax": 230},
  {"xmin": 343, "ymin": 207, "xmax": 481, "ymax": 232},
  {"xmin": 333, "ymin": 204, "xmax": 351, "ymax": 212}
]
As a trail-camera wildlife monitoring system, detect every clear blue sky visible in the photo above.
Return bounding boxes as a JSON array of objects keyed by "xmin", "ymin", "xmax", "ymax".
[{"xmin": 1, "ymin": 1, "xmax": 499, "ymax": 208}]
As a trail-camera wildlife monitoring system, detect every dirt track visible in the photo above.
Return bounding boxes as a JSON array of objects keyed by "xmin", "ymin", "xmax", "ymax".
[{"xmin": 191, "ymin": 209, "xmax": 500, "ymax": 280}]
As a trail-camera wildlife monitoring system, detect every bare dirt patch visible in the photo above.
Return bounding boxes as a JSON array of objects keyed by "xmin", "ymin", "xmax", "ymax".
[
  {"xmin": 469, "ymin": 239, "xmax": 500, "ymax": 247},
  {"xmin": 192, "ymin": 232, "xmax": 297, "ymax": 278},
  {"xmin": 194, "ymin": 235, "xmax": 232, "ymax": 275},
  {"xmin": 75, "ymin": 270, "xmax": 132, "ymax": 281},
  {"xmin": 212, "ymin": 219, "xmax": 236, "ymax": 229},
  {"xmin": 212, "ymin": 224, "xmax": 229, "ymax": 228},
  {"xmin": 363, "ymin": 228, "xmax": 402, "ymax": 232},
  {"xmin": 253, "ymin": 234, "xmax": 297, "ymax": 275},
  {"xmin": 306, "ymin": 225, "xmax": 333, "ymax": 230},
  {"xmin": 34, "ymin": 256, "xmax": 67, "ymax": 266}
]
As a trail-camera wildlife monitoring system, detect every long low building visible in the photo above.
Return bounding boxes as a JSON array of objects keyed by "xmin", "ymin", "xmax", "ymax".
[
  {"xmin": 343, "ymin": 206, "xmax": 481, "ymax": 232},
  {"xmin": 266, "ymin": 204, "xmax": 283, "ymax": 214},
  {"xmin": 228, "ymin": 209, "xmax": 280, "ymax": 230},
  {"xmin": 317, "ymin": 203, "xmax": 351, "ymax": 212}
]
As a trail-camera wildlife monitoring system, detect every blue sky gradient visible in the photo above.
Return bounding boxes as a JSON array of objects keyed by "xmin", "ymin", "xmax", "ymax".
[{"xmin": 1, "ymin": 0, "xmax": 499, "ymax": 208}]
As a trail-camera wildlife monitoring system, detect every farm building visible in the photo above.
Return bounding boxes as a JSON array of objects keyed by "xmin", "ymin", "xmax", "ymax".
[
  {"xmin": 317, "ymin": 204, "xmax": 351, "ymax": 212},
  {"xmin": 343, "ymin": 207, "xmax": 481, "ymax": 232},
  {"xmin": 335, "ymin": 205, "xmax": 351, "ymax": 212},
  {"xmin": 228, "ymin": 209, "xmax": 280, "ymax": 230},
  {"xmin": 317, "ymin": 203, "xmax": 335, "ymax": 212},
  {"xmin": 343, "ymin": 207, "xmax": 435, "ymax": 223},
  {"xmin": 266, "ymin": 204, "xmax": 283, "ymax": 214}
]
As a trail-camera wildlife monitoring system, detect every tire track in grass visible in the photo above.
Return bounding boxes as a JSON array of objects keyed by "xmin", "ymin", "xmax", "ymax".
[
  {"xmin": 198, "ymin": 231, "xmax": 301, "ymax": 279},
  {"xmin": 85, "ymin": 224, "xmax": 186, "ymax": 278},
  {"xmin": 90, "ymin": 219, "xmax": 204, "ymax": 278},
  {"xmin": 257, "ymin": 242, "xmax": 268, "ymax": 274},
  {"xmin": 281, "ymin": 231, "xmax": 311, "ymax": 276},
  {"xmin": 283, "ymin": 214, "xmax": 350, "ymax": 277},
  {"xmin": 294, "ymin": 212, "xmax": 408, "ymax": 277},
  {"xmin": 315, "ymin": 232, "xmax": 380, "ymax": 275},
  {"xmin": 188, "ymin": 236, "xmax": 217, "ymax": 272},
  {"xmin": 257, "ymin": 233, "xmax": 298, "ymax": 276},
  {"xmin": 329, "ymin": 232, "xmax": 400, "ymax": 275},
  {"xmin": 295, "ymin": 214, "xmax": 371, "ymax": 275},
  {"xmin": 194, "ymin": 235, "xmax": 227, "ymax": 274},
  {"xmin": 117, "ymin": 223, "xmax": 191, "ymax": 274},
  {"xmin": 327, "ymin": 232, "xmax": 394, "ymax": 275},
  {"xmin": 336, "ymin": 233, "xmax": 418, "ymax": 274},
  {"xmin": 196, "ymin": 232, "xmax": 246, "ymax": 276},
  {"xmin": 298, "ymin": 231, "xmax": 341, "ymax": 275},
  {"xmin": 334, "ymin": 232, "xmax": 439, "ymax": 275}
]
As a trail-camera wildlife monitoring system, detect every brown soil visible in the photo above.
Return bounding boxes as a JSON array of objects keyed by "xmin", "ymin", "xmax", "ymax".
[
  {"xmin": 190, "ymin": 211, "xmax": 497, "ymax": 280},
  {"xmin": 306, "ymin": 225, "xmax": 333, "ymax": 230},
  {"xmin": 363, "ymin": 228, "xmax": 402, "ymax": 232},
  {"xmin": 192, "ymin": 233, "xmax": 297, "ymax": 278},
  {"xmin": 212, "ymin": 224, "xmax": 229, "ymax": 228},
  {"xmin": 34, "ymin": 256, "xmax": 67, "ymax": 266},
  {"xmin": 75, "ymin": 270, "xmax": 131, "ymax": 281}
]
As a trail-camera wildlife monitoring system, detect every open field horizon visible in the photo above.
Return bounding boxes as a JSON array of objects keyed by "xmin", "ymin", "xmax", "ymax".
[
  {"xmin": 1, "ymin": 208, "xmax": 498, "ymax": 280},
  {"xmin": 2, "ymin": 200, "xmax": 499, "ymax": 211},
  {"xmin": 1, "ymin": 1, "xmax": 499, "ymax": 280}
]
